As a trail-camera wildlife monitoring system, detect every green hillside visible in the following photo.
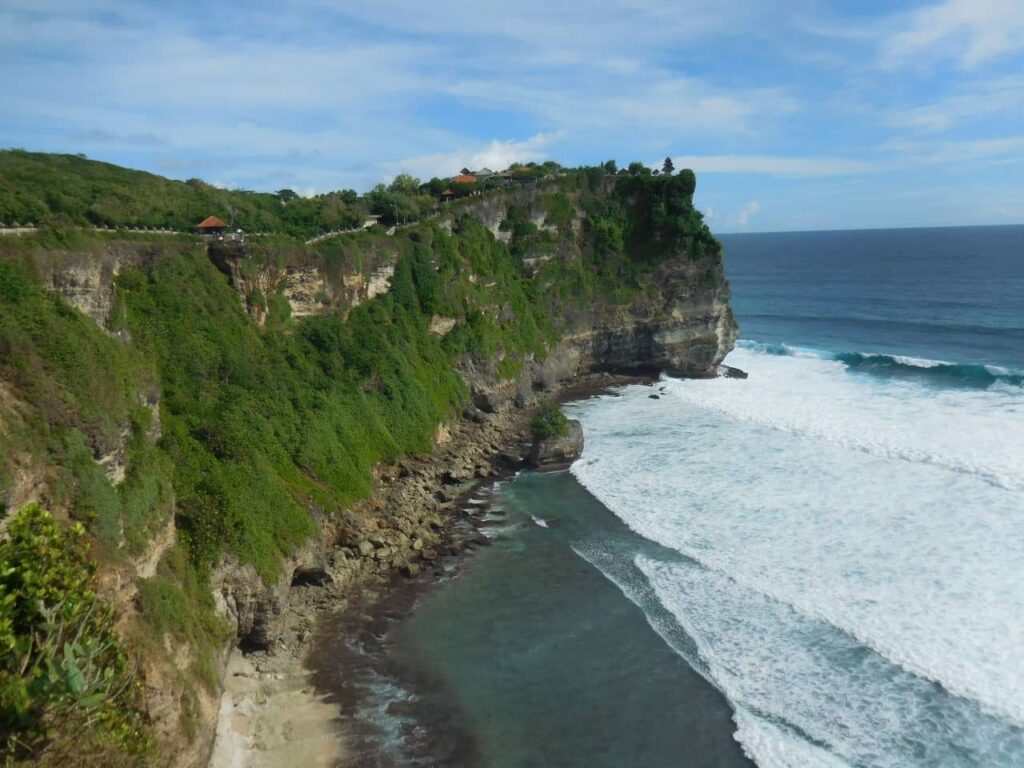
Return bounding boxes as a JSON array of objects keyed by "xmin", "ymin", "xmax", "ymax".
[{"xmin": 0, "ymin": 150, "xmax": 392, "ymax": 237}]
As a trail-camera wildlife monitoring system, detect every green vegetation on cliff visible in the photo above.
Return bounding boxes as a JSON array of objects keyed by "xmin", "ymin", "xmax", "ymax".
[
  {"xmin": 0, "ymin": 151, "xmax": 570, "ymax": 237},
  {"xmin": 0, "ymin": 158, "xmax": 725, "ymax": 764},
  {"xmin": 0, "ymin": 257, "xmax": 172, "ymax": 558},
  {"xmin": 0, "ymin": 150, "xmax": 366, "ymax": 237},
  {"xmin": 530, "ymin": 401, "xmax": 570, "ymax": 441},
  {"xmin": 117, "ymin": 244, "xmax": 471, "ymax": 581}
]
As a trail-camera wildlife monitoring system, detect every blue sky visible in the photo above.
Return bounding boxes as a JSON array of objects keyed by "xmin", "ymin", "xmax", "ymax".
[{"xmin": 1, "ymin": 0, "xmax": 1023, "ymax": 232}]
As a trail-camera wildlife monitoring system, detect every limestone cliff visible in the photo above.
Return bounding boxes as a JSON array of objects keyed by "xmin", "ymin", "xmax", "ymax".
[
  {"xmin": 565, "ymin": 257, "xmax": 737, "ymax": 376},
  {"xmin": 206, "ymin": 238, "xmax": 398, "ymax": 325},
  {"xmin": 0, "ymin": 167, "xmax": 736, "ymax": 767}
]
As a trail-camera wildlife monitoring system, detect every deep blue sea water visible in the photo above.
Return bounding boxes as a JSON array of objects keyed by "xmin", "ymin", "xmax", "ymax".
[
  {"xmin": 334, "ymin": 225, "xmax": 1024, "ymax": 767},
  {"xmin": 722, "ymin": 225, "xmax": 1024, "ymax": 371}
]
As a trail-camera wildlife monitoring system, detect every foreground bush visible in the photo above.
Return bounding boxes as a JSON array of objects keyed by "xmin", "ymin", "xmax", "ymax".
[{"xmin": 0, "ymin": 505, "xmax": 149, "ymax": 766}]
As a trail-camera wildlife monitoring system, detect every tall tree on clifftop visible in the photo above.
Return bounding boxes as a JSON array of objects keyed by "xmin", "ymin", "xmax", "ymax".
[{"xmin": 662, "ymin": 157, "xmax": 675, "ymax": 176}]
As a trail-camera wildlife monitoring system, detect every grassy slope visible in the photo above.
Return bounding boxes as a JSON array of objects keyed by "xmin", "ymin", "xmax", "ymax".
[{"xmin": 0, "ymin": 150, "xmax": 367, "ymax": 237}]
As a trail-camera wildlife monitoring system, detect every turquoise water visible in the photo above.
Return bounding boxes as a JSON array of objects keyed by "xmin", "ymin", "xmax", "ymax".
[{"xmin": 385, "ymin": 473, "xmax": 753, "ymax": 767}]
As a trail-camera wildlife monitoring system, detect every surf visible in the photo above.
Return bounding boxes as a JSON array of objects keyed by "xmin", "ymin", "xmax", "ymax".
[
  {"xmin": 568, "ymin": 340, "xmax": 1024, "ymax": 766},
  {"xmin": 737, "ymin": 339, "xmax": 1024, "ymax": 389}
]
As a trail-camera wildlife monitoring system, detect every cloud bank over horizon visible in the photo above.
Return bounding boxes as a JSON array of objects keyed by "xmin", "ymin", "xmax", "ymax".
[{"xmin": 1, "ymin": 0, "xmax": 1022, "ymax": 231}]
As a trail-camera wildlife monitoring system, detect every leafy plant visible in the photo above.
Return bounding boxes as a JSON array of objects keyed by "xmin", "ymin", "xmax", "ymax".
[
  {"xmin": 531, "ymin": 401, "xmax": 569, "ymax": 441},
  {"xmin": 0, "ymin": 505, "xmax": 150, "ymax": 764}
]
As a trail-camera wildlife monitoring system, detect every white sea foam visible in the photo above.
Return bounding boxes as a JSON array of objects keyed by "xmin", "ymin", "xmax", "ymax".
[
  {"xmin": 731, "ymin": 708, "xmax": 853, "ymax": 768},
  {"xmin": 636, "ymin": 556, "xmax": 1024, "ymax": 767},
  {"xmin": 569, "ymin": 344, "xmax": 1024, "ymax": 766},
  {"xmin": 680, "ymin": 347, "xmax": 1024, "ymax": 490},
  {"xmin": 530, "ymin": 515, "xmax": 549, "ymax": 528}
]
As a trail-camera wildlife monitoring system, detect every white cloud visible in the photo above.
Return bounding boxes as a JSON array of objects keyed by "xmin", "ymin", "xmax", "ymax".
[
  {"xmin": 880, "ymin": 0, "xmax": 1024, "ymax": 69},
  {"xmin": 296, "ymin": 0, "xmax": 768, "ymax": 54},
  {"xmin": 0, "ymin": 0, "xmax": 801, "ymax": 192},
  {"xmin": 881, "ymin": 135, "xmax": 1024, "ymax": 165},
  {"xmin": 604, "ymin": 79, "xmax": 799, "ymax": 137},
  {"xmin": 671, "ymin": 154, "xmax": 876, "ymax": 176},
  {"xmin": 391, "ymin": 133, "xmax": 558, "ymax": 181},
  {"xmin": 3, "ymin": 0, "xmax": 1024, "ymax": 231},
  {"xmin": 736, "ymin": 200, "xmax": 761, "ymax": 228}
]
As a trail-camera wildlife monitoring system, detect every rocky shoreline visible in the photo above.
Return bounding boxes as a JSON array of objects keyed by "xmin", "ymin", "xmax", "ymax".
[{"xmin": 206, "ymin": 373, "xmax": 644, "ymax": 768}]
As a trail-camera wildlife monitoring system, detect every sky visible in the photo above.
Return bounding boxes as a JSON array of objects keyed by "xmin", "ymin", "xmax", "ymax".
[{"xmin": 1, "ymin": 0, "xmax": 1023, "ymax": 232}]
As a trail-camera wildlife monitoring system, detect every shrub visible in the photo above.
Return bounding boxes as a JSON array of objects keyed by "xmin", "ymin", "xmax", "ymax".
[
  {"xmin": 0, "ymin": 505, "xmax": 150, "ymax": 763},
  {"xmin": 531, "ymin": 401, "xmax": 569, "ymax": 441}
]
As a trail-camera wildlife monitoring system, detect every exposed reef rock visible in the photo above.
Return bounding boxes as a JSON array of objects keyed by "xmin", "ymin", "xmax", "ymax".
[{"xmin": 529, "ymin": 419, "xmax": 584, "ymax": 467}]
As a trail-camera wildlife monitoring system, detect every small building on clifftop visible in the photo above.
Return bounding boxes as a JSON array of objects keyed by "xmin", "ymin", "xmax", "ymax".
[{"xmin": 195, "ymin": 215, "xmax": 227, "ymax": 236}]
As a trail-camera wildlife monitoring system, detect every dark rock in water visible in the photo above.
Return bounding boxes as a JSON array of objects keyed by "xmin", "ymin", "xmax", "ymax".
[
  {"xmin": 649, "ymin": 394, "xmax": 660, "ymax": 399},
  {"xmin": 528, "ymin": 419, "xmax": 584, "ymax": 467},
  {"xmin": 718, "ymin": 365, "xmax": 749, "ymax": 379},
  {"xmin": 401, "ymin": 563, "xmax": 421, "ymax": 578}
]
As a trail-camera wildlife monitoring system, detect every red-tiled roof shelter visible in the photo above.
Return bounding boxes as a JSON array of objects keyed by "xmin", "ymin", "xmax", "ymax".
[
  {"xmin": 451, "ymin": 174, "xmax": 477, "ymax": 184},
  {"xmin": 196, "ymin": 215, "xmax": 227, "ymax": 235}
]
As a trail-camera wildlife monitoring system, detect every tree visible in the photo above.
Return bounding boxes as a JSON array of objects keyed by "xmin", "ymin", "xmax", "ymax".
[
  {"xmin": 662, "ymin": 157, "xmax": 675, "ymax": 175},
  {"xmin": 388, "ymin": 173, "xmax": 420, "ymax": 196},
  {"xmin": 421, "ymin": 177, "xmax": 448, "ymax": 196},
  {"xmin": 627, "ymin": 161, "xmax": 651, "ymax": 176},
  {"xmin": 676, "ymin": 168, "xmax": 696, "ymax": 197},
  {"xmin": 603, "ymin": 159, "xmax": 618, "ymax": 174},
  {"xmin": 275, "ymin": 188, "xmax": 299, "ymax": 202}
]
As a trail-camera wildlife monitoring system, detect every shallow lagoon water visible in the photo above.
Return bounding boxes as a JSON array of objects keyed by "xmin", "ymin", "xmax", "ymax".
[{"xmin": 386, "ymin": 472, "xmax": 753, "ymax": 768}]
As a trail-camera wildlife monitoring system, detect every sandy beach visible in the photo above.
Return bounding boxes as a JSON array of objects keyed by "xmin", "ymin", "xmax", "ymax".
[{"xmin": 208, "ymin": 646, "xmax": 346, "ymax": 768}]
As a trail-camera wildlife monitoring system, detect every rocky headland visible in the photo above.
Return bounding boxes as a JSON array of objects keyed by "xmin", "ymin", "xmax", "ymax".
[{"xmin": 0, "ymin": 164, "xmax": 736, "ymax": 767}]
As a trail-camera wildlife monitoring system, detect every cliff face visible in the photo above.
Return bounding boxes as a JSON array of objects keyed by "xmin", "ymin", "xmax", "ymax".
[
  {"xmin": 0, "ymin": 169, "xmax": 736, "ymax": 767},
  {"xmin": 568, "ymin": 257, "xmax": 736, "ymax": 376},
  {"xmin": 447, "ymin": 175, "xmax": 737, "ymax": 411},
  {"xmin": 207, "ymin": 238, "xmax": 399, "ymax": 325}
]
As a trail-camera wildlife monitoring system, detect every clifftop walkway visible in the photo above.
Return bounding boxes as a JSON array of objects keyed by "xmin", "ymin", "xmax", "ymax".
[
  {"xmin": 304, "ymin": 216, "xmax": 382, "ymax": 245},
  {"xmin": 0, "ymin": 173, "xmax": 571, "ymax": 245}
]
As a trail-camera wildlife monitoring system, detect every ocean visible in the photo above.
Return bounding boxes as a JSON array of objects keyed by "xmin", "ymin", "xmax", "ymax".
[{"xmin": 322, "ymin": 225, "xmax": 1024, "ymax": 767}]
